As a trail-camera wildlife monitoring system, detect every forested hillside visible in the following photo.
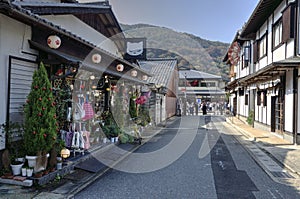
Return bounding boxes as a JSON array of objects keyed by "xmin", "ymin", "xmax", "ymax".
[{"xmin": 121, "ymin": 24, "xmax": 230, "ymax": 79}]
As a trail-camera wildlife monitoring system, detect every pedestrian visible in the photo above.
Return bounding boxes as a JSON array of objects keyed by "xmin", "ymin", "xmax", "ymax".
[{"xmin": 202, "ymin": 101, "xmax": 207, "ymax": 115}]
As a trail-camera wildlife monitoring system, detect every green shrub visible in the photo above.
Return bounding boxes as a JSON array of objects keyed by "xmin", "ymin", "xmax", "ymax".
[{"xmin": 247, "ymin": 110, "xmax": 254, "ymax": 126}]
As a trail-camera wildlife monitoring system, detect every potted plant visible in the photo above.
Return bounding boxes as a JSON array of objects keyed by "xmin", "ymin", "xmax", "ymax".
[
  {"xmin": 48, "ymin": 138, "xmax": 65, "ymax": 170},
  {"xmin": 10, "ymin": 154, "xmax": 23, "ymax": 176},
  {"xmin": 1, "ymin": 121, "xmax": 25, "ymax": 176},
  {"xmin": 23, "ymin": 62, "xmax": 58, "ymax": 173}
]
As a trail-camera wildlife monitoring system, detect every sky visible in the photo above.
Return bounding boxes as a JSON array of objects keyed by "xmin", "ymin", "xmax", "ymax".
[{"xmin": 108, "ymin": 0, "xmax": 259, "ymax": 43}]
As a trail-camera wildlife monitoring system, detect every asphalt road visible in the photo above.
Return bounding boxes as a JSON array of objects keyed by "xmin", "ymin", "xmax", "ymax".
[{"xmin": 74, "ymin": 116, "xmax": 300, "ymax": 199}]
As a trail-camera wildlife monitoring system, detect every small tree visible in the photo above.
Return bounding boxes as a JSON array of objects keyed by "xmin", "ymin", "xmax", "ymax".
[{"xmin": 23, "ymin": 62, "xmax": 57, "ymax": 156}]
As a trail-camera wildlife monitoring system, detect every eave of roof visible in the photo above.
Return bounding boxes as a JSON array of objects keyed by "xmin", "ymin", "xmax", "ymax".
[
  {"xmin": 178, "ymin": 69, "xmax": 221, "ymax": 79},
  {"xmin": 28, "ymin": 40, "xmax": 147, "ymax": 84},
  {"xmin": 12, "ymin": 1, "xmax": 125, "ymax": 50},
  {"xmin": 239, "ymin": 57, "xmax": 300, "ymax": 86},
  {"xmin": 13, "ymin": 2, "xmax": 121, "ymax": 32},
  {"xmin": 0, "ymin": 1, "xmax": 151, "ymax": 77},
  {"xmin": 13, "ymin": 2, "xmax": 125, "ymax": 45},
  {"xmin": 240, "ymin": 0, "xmax": 282, "ymax": 39}
]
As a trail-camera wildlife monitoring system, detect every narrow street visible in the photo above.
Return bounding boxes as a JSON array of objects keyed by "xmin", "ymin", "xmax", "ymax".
[{"xmin": 74, "ymin": 116, "xmax": 300, "ymax": 199}]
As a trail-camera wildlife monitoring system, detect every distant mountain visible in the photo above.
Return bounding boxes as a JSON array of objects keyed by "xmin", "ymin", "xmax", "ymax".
[{"xmin": 120, "ymin": 23, "xmax": 230, "ymax": 79}]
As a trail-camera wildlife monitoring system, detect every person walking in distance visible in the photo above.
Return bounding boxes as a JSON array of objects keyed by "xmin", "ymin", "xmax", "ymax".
[{"xmin": 202, "ymin": 101, "xmax": 207, "ymax": 115}]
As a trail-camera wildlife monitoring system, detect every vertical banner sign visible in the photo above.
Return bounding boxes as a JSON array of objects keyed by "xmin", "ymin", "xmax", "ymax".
[{"xmin": 228, "ymin": 41, "xmax": 241, "ymax": 66}]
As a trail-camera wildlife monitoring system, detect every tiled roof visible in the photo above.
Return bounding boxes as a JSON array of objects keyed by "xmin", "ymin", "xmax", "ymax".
[
  {"xmin": 0, "ymin": 0, "xmax": 150, "ymax": 76},
  {"xmin": 179, "ymin": 69, "xmax": 221, "ymax": 80},
  {"xmin": 241, "ymin": 0, "xmax": 282, "ymax": 39},
  {"xmin": 138, "ymin": 59, "xmax": 177, "ymax": 87},
  {"xmin": 12, "ymin": 1, "xmax": 110, "ymax": 9}
]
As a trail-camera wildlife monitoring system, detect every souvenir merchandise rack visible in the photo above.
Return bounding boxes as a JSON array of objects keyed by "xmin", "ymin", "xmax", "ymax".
[{"xmin": 51, "ymin": 66, "xmax": 104, "ymax": 157}]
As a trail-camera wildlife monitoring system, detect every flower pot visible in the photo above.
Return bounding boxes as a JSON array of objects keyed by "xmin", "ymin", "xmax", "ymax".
[
  {"xmin": 26, "ymin": 153, "xmax": 49, "ymax": 173},
  {"xmin": 35, "ymin": 153, "xmax": 49, "ymax": 173},
  {"xmin": 26, "ymin": 168, "xmax": 33, "ymax": 177},
  {"xmin": 56, "ymin": 162, "xmax": 62, "ymax": 170},
  {"xmin": 21, "ymin": 168, "xmax": 27, "ymax": 177},
  {"xmin": 25, "ymin": 155, "xmax": 37, "ymax": 168},
  {"xmin": 11, "ymin": 163, "xmax": 23, "ymax": 176},
  {"xmin": 115, "ymin": 137, "xmax": 119, "ymax": 143}
]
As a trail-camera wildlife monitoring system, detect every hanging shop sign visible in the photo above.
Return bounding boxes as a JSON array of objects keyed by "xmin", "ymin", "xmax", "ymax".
[
  {"xmin": 124, "ymin": 38, "xmax": 146, "ymax": 60},
  {"xmin": 228, "ymin": 41, "xmax": 241, "ymax": 66}
]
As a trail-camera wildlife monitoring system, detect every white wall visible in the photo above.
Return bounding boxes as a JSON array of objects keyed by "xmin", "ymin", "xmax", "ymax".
[
  {"xmin": 285, "ymin": 70, "xmax": 294, "ymax": 133},
  {"xmin": 43, "ymin": 15, "xmax": 121, "ymax": 57},
  {"xmin": 0, "ymin": 15, "xmax": 37, "ymax": 123},
  {"xmin": 266, "ymin": 94, "xmax": 272, "ymax": 125},
  {"xmin": 286, "ymin": 40, "xmax": 295, "ymax": 58},
  {"xmin": 273, "ymin": 45, "xmax": 286, "ymax": 62},
  {"xmin": 297, "ymin": 71, "xmax": 300, "ymax": 135}
]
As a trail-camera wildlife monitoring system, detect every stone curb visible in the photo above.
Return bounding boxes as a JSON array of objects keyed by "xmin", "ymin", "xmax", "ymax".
[
  {"xmin": 65, "ymin": 124, "xmax": 167, "ymax": 198},
  {"xmin": 225, "ymin": 117, "xmax": 300, "ymax": 178},
  {"xmin": 32, "ymin": 116, "xmax": 178, "ymax": 198}
]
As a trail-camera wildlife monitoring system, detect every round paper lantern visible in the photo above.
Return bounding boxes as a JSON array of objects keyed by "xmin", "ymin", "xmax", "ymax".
[
  {"xmin": 131, "ymin": 70, "xmax": 137, "ymax": 77},
  {"xmin": 47, "ymin": 35, "xmax": 61, "ymax": 49},
  {"xmin": 116, "ymin": 64, "xmax": 124, "ymax": 72},
  {"xmin": 92, "ymin": 53, "xmax": 102, "ymax": 64},
  {"xmin": 142, "ymin": 75, "xmax": 148, "ymax": 81}
]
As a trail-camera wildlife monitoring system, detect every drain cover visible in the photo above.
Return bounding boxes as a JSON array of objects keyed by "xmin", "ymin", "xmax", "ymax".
[{"xmin": 271, "ymin": 171, "xmax": 294, "ymax": 179}]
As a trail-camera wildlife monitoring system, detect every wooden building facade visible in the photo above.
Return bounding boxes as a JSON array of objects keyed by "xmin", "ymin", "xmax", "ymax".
[{"xmin": 224, "ymin": 0, "xmax": 300, "ymax": 143}]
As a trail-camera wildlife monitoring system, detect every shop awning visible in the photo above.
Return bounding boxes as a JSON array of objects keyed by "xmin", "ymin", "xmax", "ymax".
[
  {"xmin": 225, "ymin": 78, "xmax": 240, "ymax": 92},
  {"xmin": 29, "ymin": 40, "xmax": 80, "ymax": 64},
  {"xmin": 29, "ymin": 40, "xmax": 148, "ymax": 84}
]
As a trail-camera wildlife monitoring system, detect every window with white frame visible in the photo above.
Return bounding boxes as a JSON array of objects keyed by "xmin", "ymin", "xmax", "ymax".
[
  {"xmin": 259, "ymin": 33, "xmax": 267, "ymax": 58},
  {"xmin": 273, "ymin": 19, "xmax": 282, "ymax": 48}
]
